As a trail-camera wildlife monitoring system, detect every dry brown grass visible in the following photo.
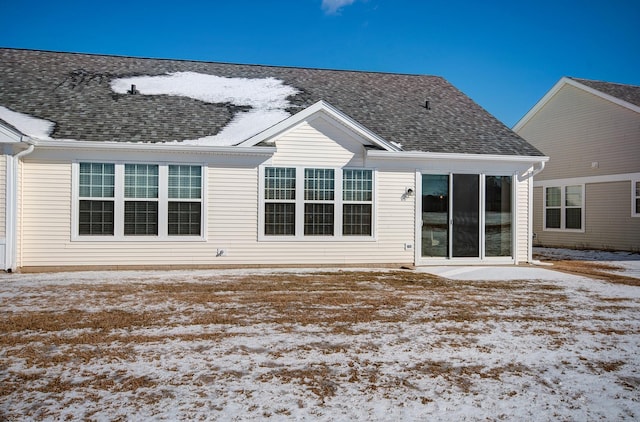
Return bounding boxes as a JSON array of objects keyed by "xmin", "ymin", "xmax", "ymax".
[{"xmin": 1, "ymin": 268, "xmax": 638, "ymax": 419}]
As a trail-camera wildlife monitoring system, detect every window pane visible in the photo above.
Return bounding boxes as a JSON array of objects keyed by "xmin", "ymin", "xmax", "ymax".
[
  {"xmin": 265, "ymin": 203, "xmax": 295, "ymax": 235},
  {"xmin": 168, "ymin": 202, "xmax": 201, "ymax": 235},
  {"xmin": 125, "ymin": 164, "xmax": 158, "ymax": 198},
  {"xmin": 343, "ymin": 204, "xmax": 372, "ymax": 236},
  {"xmin": 343, "ymin": 170, "xmax": 372, "ymax": 202},
  {"xmin": 305, "ymin": 169, "xmax": 334, "ymax": 201},
  {"xmin": 79, "ymin": 200, "xmax": 114, "ymax": 235},
  {"xmin": 79, "ymin": 163, "xmax": 114, "ymax": 198},
  {"xmin": 304, "ymin": 203, "xmax": 334, "ymax": 235},
  {"xmin": 546, "ymin": 187, "xmax": 561, "ymax": 207},
  {"xmin": 169, "ymin": 165, "xmax": 202, "ymax": 199},
  {"xmin": 546, "ymin": 209, "xmax": 561, "ymax": 229},
  {"xmin": 636, "ymin": 198, "xmax": 640, "ymax": 214},
  {"xmin": 566, "ymin": 208, "xmax": 582, "ymax": 229},
  {"xmin": 565, "ymin": 185, "xmax": 582, "ymax": 207},
  {"xmin": 124, "ymin": 201, "xmax": 158, "ymax": 235},
  {"xmin": 421, "ymin": 174, "xmax": 449, "ymax": 258},
  {"xmin": 636, "ymin": 181, "xmax": 640, "ymax": 197},
  {"xmin": 485, "ymin": 176, "xmax": 512, "ymax": 257},
  {"xmin": 265, "ymin": 168, "xmax": 296, "ymax": 200}
]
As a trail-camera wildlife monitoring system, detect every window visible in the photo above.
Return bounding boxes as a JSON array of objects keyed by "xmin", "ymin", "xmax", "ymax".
[
  {"xmin": 78, "ymin": 163, "xmax": 115, "ymax": 235},
  {"xmin": 261, "ymin": 166, "xmax": 374, "ymax": 239},
  {"xmin": 304, "ymin": 169, "xmax": 335, "ymax": 236},
  {"xmin": 343, "ymin": 169, "xmax": 372, "ymax": 236},
  {"xmin": 124, "ymin": 164, "xmax": 158, "ymax": 235},
  {"xmin": 264, "ymin": 167, "xmax": 296, "ymax": 235},
  {"xmin": 75, "ymin": 162, "xmax": 203, "ymax": 240},
  {"xmin": 168, "ymin": 165, "xmax": 202, "ymax": 235},
  {"xmin": 634, "ymin": 180, "xmax": 640, "ymax": 217},
  {"xmin": 544, "ymin": 185, "xmax": 583, "ymax": 230}
]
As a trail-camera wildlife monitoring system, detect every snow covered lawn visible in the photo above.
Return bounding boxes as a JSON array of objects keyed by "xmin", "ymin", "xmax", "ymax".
[{"xmin": 1, "ymin": 261, "xmax": 639, "ymax": 420}]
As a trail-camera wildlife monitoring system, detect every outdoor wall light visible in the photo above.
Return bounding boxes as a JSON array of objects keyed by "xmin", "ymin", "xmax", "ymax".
[{"xmin": 406, "ymin": 188, "xmax": 414, "ymax": 197}]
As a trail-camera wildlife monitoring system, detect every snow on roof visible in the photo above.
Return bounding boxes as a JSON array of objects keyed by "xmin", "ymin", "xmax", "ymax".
[
  {"xmin": 0, "ymin": 105, "xmax": 54, "ymax": 140},
  {"xmin": 110, "ymin": 72, "xmax": 299, "ymax": 146}
]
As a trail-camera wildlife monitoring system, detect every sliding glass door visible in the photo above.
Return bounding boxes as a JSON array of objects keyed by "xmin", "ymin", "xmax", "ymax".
[{"xmin": 421, "ymin": 173, "xmax": 512, "ymax": 261}]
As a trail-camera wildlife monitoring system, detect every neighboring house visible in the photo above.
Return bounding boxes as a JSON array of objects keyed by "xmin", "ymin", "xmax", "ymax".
[
  {"xmin": 0, "ymin": 48, "xmax": 546, "ymax": 272},
  {"xmin": 514, "ymin": 77, "xmax": 640, "ymax": 252}
]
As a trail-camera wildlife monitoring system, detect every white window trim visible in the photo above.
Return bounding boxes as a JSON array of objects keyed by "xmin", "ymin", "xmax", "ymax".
[
  {"xmin": 72, "ymin": 161, "xmax": 207, "ymax": 242},
  {"xmin": 543, "ymin": 184, "xmax": 585, "ymax": 232},
  {"xmin": 258, "ymin": 165, "xmax": 377, "ymax": 242},
  {"xmin": 633, "ymin": 179, "xmax": 640, "ymax": 218}
]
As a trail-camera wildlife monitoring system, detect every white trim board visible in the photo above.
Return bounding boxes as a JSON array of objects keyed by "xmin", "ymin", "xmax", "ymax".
[{"xmin": 534, "ymin": 172, "xmax": 640, "ymax": 188}]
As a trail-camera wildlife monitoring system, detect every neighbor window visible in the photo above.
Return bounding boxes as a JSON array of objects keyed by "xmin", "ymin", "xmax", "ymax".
[
  {"xmin": 261, "ymin": 166, "xmax": 374, "ymax": 239},
  {"xmin": 75, "ymin": 162, "xmax": 204, "ymax": 240},
  {"xmin": 544, "ymin": 185, "xmax": 583, "ymax": 230}
]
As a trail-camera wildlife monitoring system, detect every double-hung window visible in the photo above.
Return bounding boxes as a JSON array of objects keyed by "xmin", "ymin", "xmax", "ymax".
[
  {"xmin": 79, "ymin": 163, "xmax": 115, "ymax": 236},
  {"xmin": 544, "ymin": 185, "xmax": 584, "ymax": 230},
  {"xmin": 342, "ymin": 169, "xmax": 373, "ymax": 236},
  {"xmin": 75, "ymin": 162, "xmax": 203, "ymax": 240},
  {"xmin": 261, "ymin": 166, "xmax": 374, "ymax": 239},
  {"xmin": 304, "ymin": 169, "xmax": 335, "ymax": 236}
]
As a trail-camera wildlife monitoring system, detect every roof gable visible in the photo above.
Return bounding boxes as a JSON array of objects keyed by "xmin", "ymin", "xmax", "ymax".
[
  {"xmin": 514, "ymin": 77, "xmax": 640, "ymax": 132},
  {"xmin": 238, "ymin": 100, "xmax": 401, "ymax": 151}
]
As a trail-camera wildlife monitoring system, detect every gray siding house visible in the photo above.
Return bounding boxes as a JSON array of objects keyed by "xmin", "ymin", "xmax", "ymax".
[
  {"xmin": 514, "ymin": 77, "xmax": 640, "ymax": 252},
  {"xmin": 0, "ymin": 48, "xmax": 546, "ymax": 272}
]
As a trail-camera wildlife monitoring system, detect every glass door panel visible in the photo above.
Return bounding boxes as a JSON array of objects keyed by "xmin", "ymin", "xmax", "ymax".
[
  {"xmin": 485, "ymin": 176, "xmax": 512, "ymax": 257},
  {"xmin": 452, "ymin": 174, "xmax": 479, "ymax": 257},
  {"xmin": 421, "ymin": 174, "xmax": 449, "ymax": 257}
]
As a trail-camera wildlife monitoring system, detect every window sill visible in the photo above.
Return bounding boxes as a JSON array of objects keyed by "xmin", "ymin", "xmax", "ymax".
[{"xmin": 72, "ymin": 235, "xmax": 207, "ymax": 242}]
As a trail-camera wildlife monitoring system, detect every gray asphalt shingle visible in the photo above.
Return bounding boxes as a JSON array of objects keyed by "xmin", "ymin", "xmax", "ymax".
[
  {"xmin": 0, "ymin": 48, "xmax": 543, "ymax": 156},
  {"xmin": 571, "ymin": 77, "xmax": 640, "ymax": 108}
]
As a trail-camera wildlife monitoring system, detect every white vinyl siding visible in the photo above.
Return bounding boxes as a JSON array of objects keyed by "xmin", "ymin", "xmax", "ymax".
[
  {"xmin": 517, "ymin": 83, "xmax": 640, "ymax": 181},
  {"xmin": 0, "ymin": 156, "xmax": 6, "ymax": 239}
]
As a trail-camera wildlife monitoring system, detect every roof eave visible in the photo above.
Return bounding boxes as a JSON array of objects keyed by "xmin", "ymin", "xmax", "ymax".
[
  {"xmin": 367, "ymin": 149, "xmax": 549, "ymax": 164},
  {"xmin": 30, "ymin": 139, "xmax": 276, "ymax": 156}
]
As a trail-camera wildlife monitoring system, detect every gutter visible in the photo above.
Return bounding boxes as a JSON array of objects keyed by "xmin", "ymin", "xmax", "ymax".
[
  {"xmin": 5, "ymin": 138, "xmax": 35, "ymax": 272},
  {"xmin": 527, "ymin": 160, "xmax": 546, "ymax": 265}
]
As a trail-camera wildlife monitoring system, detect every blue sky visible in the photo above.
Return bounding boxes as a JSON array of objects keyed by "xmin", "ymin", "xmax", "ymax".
[{"xmin": 1, "ymin": 0, "xmax": 638, "ymax": 127}]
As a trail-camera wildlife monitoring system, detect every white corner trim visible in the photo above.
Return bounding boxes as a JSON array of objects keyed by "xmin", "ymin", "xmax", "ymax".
[
  {"xmin": 513, "ymin": 77, "xmax": 640, "ymax": 132},
  {"xmin": 238, "ymin": 100, "xmax": 401, "ymax": 152}
]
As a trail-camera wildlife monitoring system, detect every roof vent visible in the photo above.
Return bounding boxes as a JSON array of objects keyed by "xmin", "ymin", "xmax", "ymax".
[
  {"xmin": 424, "ymin": 100, "xmax": 431, "ymax": 110},
  {"xmin": 128, "ymin": 84, "xmax": 139, "ymax": 95}
]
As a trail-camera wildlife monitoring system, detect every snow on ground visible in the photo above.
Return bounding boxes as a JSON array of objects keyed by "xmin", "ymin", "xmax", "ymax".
[
  {"xmin": 535, "ymin": 247, "xmax": 640, "ymax": 279},
  {"xmin": 1, "ymin": 254, "xmax": 639, "ymax": 420},
  {"xmin": 0, "ymin": 105, "xmax": 54, "ymax": 140},
  {"xmin": 110, "ymin": 72, "xmax": 299, "ymax": 146}
]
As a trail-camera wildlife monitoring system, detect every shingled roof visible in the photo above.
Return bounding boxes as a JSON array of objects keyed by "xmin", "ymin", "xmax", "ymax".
[
  {"xmin": 0, "ymin": 48, "xmax": 543, "ymax": 156},
  {"xmin": 570, "ymin": 77, "xmax": 640, "ymax": 108}
]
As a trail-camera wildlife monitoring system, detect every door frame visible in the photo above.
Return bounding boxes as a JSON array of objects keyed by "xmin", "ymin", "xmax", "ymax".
[{"xmin": 415, "ymin": 170, "xmax": 516, "ymax": 266}]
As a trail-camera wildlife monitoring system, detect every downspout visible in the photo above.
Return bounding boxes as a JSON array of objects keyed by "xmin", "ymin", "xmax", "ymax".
[
  {"xmin": 6, "ymin": 140, "xmax": 35, "ymax": 272},
  {"xmin": 527, "ymin": 160, "xmax": 546, "ymax": 265}
]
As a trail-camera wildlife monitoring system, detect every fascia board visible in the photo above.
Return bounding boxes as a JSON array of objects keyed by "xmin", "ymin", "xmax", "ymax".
[
  {"xmin": 238, "ymin": 100, "xmax": 400, "ymax": 152},
  {"xmin": 0, "ymin": 122, "xmax": 24, "ymax": 143},
  {"xmin": 366, "ymin": 149, "xmax": 549, "ymax": 165},
  {"xmin": 31, "ymin": 139, "xmax": 276, "ymax": 156}
]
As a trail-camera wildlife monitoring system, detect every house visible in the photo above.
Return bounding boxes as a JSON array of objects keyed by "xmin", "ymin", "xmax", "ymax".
[
  {"xmin": 514, "ymin": 77, "xmax": 640, "ymax": 252},
  {"xmin": 0, "ymin": 48, "xmax": 546, "ymax": 272}
]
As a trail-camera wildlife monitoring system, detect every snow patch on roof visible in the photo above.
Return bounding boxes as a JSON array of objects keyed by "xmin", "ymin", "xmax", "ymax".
[
  {"xmin": 0, "ymin": 105, "xmax": 54, "ymax": 140},
  {"xmin": 110, "ymin": 72, "xmax": 299, "ymax": 146}
]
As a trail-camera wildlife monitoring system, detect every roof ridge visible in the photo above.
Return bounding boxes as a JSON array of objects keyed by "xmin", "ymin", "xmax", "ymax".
[{"xmin": 0, "ymin": 46, "xmax": 442, "ymax": 79}]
